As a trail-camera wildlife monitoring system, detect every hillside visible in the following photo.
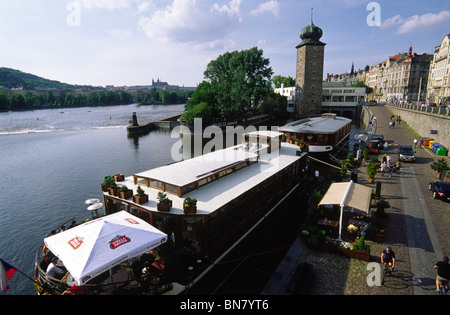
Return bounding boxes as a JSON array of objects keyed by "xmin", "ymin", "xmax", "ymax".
[{"xmin": 0, "ymin": 67, "xmax": 95, "ymax": 90}]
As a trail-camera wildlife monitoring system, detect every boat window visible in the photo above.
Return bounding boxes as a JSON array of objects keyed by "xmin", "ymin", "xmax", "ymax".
[
  {"xmin": 150, "ymin": 180, "xmax": 162, "ymax": 189},
  {"xmin": 165, "ymin": 183, "xmax": 179, "ymax": 195},
  {"xmin": 218, "ymin": 168, "xmax": 233, "ymax": 178},
  {"xmin": 198, "ymin": 174, "xmax": 216, "ymax": 188},
  {"xmin": 181, "ymin": 182, "xmax": 197, "ymax": 195}
]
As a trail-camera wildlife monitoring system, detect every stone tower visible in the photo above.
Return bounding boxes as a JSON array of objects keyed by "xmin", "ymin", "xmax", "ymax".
[{"xmin": 295, "ymin": 10, "xmax": 326, "ymax": 117}]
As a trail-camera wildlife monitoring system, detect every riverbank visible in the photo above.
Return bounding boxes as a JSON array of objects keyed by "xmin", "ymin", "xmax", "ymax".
[{"xmin": 264, "ymin": 104, "xmax": 448, "ymax": 295}]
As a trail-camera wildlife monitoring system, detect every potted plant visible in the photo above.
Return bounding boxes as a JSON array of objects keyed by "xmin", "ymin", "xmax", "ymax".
[
  {"xmin": 183, "ymin": 197, "xmax": 197, "ymax": 214},
  {"xmin": 430, "ymin": 158, "xmax": 450, "ymax": 179},
  {"xmin": 118, "ymin": 185, "xmax": 133, "ymax": 199},
  {"xmin": 374, "ymin": 224, "xmax": 386, "ymax": 242},
  {"xmin": 367, "ymin": 160, "xmax": 377, "ymax": 183},
  {"xmin": 114, "ymin": 173, "xmax": 125, "ymax": 182},
  {"xmin": 133, "ymin": 185, "xmax": 149, "ymax": 204},
  {"xmin": 108, "ymin": 182, "xmax": 118, "ymax": 196},
  {"xmin": 157, "ymin": 192, "xmax": 172, "ymax": 212},
  {"xmin": 362, "ymin": 148, "xmax": 369, "ymax": 163},
  {"xmin": 102, "ymin": 175, "xmax": 115, "ymax": 192}
]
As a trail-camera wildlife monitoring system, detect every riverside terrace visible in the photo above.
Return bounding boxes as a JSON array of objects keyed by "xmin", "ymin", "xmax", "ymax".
[
  {"xmin": 102, "ymin": 131, "xmax": 308, "ymax": 277},
  {"xmin": 265, "ymin": 104, "xmax": 449, "ymax": 295}
]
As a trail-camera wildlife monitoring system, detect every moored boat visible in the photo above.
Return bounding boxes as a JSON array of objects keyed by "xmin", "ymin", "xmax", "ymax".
[
  {"xmin": 278, "ymin": 113, "xmax": 352, "ymax": 156},
  {"xmin": 34, "ymin": 131, "xmax": 308, "ymax": 295}
]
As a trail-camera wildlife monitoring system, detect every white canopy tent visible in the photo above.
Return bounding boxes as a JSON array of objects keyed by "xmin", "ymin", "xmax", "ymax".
[
  {"xmin": 44, "ymin": 211, "xmax": 167, "ymax": 285},
  {"xmin": 318, "ymin": 181, "xmax": 372, "ymax": 241}
]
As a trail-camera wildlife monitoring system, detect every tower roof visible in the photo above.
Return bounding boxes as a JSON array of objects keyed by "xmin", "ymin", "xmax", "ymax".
[{"xmin": 297, "ymin": 9, "xmax": 326, "ymax": 48}]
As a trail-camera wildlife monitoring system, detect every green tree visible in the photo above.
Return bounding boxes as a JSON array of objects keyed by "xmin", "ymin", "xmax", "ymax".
[
  {"xmin": 352, "ymin": 81, "xmax": 372, "ymax": 95},
  {"xmin": 272, "ymin": 75, "xmax": 295, "ymax": 88},
  {"xmin": 185, "ymin": 81, "xmax": 214, "ymax": 111},
  {"xmin": 204, "ymin": 47, "xmax": 273, "ymax": 120},
  {"xmin": 0, "ymin": 89, "xmax": 9, "ymax": 110},
  {"xmin": 260, "ymin": 91, "xmax": 288, "ymax": 118},
  {"xmin": 182, "ymin": 102, "xmax": 214, "ymax": 124}
]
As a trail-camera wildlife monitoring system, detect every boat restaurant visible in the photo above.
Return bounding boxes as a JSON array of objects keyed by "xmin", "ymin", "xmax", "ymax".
[{"xmin": 102, "ymin": 131, "xmax": 308, "ymax": 278}]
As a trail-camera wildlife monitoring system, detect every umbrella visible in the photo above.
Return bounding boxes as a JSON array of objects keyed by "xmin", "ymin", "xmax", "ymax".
[
  {"xmin": 87, "ymin": 202, "xmax": 103, "ymax": 211},
  {"xmin": 85, "ymin": 198, "xmax": 100, "ymax": 205},
  {"xmin": 318, "ymin": 181, "xmax": 372, "ymax": 241},
  {"xmin": 44, "ymin": 211, "xmax": 167, "ymax": 285},
  {"xmin": 87, "ymin": 202, "xmax": 103, "ymax": 218}
]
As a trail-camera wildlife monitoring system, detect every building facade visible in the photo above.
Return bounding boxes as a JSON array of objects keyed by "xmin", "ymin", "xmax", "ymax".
[
  {"xmin": 427, "ymin": 34, "xmax": 450, "ymax": 105},
  {"xmin": 337, "ymin": 47, "xmax": 432, "ymax": 104}
]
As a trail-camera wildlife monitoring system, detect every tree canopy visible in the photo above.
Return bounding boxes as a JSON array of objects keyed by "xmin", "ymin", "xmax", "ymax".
[
  {"xmin": 183, "ymin": 47, "xmax": 274, "ymax": 123},
  {"xmin": 272, "ymin": 75, "xmax": 296, "ymax": 88}
]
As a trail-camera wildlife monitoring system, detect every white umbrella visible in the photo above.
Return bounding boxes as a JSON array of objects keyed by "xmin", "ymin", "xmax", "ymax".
[
  {"xmin": 87, "ymin": 202, "xmax": 103, "ymax": 218},
  {"xmin": 85, "ymin": 198, "xmax": 100, "ymax": 205},
  {"xmin": 44, "ymin": 211, "xmax": 167, "ymax": 285},
  {"xmin": 87, "ymin": 202, "xmax": 103, "ymax": 211}
]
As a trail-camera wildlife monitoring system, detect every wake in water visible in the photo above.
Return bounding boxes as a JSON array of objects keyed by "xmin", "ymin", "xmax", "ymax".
[{"xmin": 0, "ymin": 104, "xmax": 185, "ymax": 135}]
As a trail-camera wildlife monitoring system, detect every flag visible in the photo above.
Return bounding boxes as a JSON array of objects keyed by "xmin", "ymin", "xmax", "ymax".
[{"xmin": 0, "ymin": 259, "xmax": 18, "ymax": 292}]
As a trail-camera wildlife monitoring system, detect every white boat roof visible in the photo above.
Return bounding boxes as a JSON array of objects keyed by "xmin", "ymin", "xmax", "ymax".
[
  {"xmin": 111, "ymin": 142, "xmax": 305, "ymax": 216},
  {"xmin": 135, "ymin": 148, "xmax": 259, "ymax": 188},
  {"xmin": 279, "ymin": 115, "xmax": 352, "ymax": 134}
]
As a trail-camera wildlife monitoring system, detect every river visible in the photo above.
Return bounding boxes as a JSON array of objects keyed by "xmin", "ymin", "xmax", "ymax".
[{"xmin": 0, "ymin": 104, "xmax": 185, "ymax": 295}]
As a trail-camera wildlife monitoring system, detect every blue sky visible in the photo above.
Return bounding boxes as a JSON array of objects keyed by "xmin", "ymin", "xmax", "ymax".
[{"xmin": 0, "ymin": 0, "xmax": 449, "ymax": 87}]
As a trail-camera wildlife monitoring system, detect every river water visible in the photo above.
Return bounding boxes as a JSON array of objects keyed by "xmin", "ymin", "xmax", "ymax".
[
  {"xmin": 0, "ymin": 104, "xmax": 363, "ymax": 295},
  {"xmin": 0, "ymin": 104, "xmax": 185, "ymax": 295}
]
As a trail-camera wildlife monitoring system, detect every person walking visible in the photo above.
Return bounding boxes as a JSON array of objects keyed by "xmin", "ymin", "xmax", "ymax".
[
  {"xmin": 380, "ymin": 161, "xmax": 388, "ymax": 176},
  {"xmin": 414, "ymin": 139, "xmax": 418, "ymax": 148}
]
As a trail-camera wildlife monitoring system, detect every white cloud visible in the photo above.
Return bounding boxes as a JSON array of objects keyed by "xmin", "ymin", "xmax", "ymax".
[
  {"xmin": 75, "ymin": 0, "xmax": 136, "ymax": 10},
  {"xmin": 382, "ymin": 10, "xmax": 450, "ymax": 34},
  {"xmin": 250, "ymin": 0, "xmax": 280, "ymax": 18},
  {"xmin": 381, "ymin": 15, "xmax": 403, "ymax": 29},
  {"xmin": 138, "ymin": 0, "xmax": 242, "ymax": 45},
  {"xmin": 137, "ymin": 1, "xmax": 154, "ymax": 13}
]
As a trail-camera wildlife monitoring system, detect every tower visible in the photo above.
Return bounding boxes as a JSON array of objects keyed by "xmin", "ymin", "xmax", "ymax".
[{"xmin": 295, "ymin": 9, "xmax": 326, "ymax": 117}]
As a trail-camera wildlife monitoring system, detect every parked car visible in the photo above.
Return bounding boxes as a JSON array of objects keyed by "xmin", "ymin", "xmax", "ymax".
[
  {"xmin": 429, "ymin": 181, "xmax": 450, "ymax": 201},
  {"xmin": 398, "ymin": 145, "xmax": 415, "ymax": 162}
]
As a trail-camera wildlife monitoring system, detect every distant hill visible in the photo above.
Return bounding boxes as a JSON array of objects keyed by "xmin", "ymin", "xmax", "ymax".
[{"xmin": 0, "ymin": 67, "xmax": 96, "ymax": 90}]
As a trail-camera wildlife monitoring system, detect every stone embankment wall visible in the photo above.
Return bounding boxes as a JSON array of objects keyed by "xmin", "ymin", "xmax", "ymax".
[{"xmin": 386, "ymin": 105, "xmax": 450, "ymax": 150}]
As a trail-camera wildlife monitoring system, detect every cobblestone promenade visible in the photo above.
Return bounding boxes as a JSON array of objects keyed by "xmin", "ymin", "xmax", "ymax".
[{"xmin": 264, "ymin": 104, "xmax": 449, "ymax": 295}]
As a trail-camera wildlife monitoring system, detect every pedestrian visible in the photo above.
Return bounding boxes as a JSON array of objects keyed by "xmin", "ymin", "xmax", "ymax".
[
  {"xmin": 389, "ymin": 121, "xmax": 393, "ymax": 128},
  {"xmin": 392, "ymin": 120, "xmax": 395, "ymax": 128},
  {"xmin": 389, "ymin": 165, "xmax": 393, "ymax": 177},
  {"xmin": 433, "ymin": 256, "xmax": 450, "ymax": 292},
  {"xmin": 380, "ymin": 161, "xmax": 387, "ymax": 176},
  {"xmin": 384, "ymin": 141, "xmax": 388, "ymax": 151},
  {"xmin": 414, "ymin": 139, "xmax": 418, "ymax": 148},
  {"xmin": 420, "ymin": 139, "xmax": 423, "ymax": 148},
  {"xmin": 387, "ymin": 154, "xmax": 391, "ymax": 167}
]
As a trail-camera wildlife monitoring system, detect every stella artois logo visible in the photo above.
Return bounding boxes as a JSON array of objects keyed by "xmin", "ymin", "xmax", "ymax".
[
  {"xmin": 109, "ymin": 235, "xmax": 131, "ymax": 249},
  {"xmin": 125, "ymin": 218, "xmax": 139, "ymax": 225},
  {"xmin": 68, "ymin": 237, "xmax": 84, "ymax": 250}
]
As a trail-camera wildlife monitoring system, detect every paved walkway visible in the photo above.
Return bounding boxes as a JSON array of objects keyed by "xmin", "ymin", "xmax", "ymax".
[{"xmin": 263, "ymin": 104, "xmax": 449, "ymax": 295}]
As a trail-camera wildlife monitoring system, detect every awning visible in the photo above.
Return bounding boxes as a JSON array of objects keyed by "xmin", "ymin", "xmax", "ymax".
[
  {"xmin": 318, "ymin": 181, "xmax": 372, "ymax": 240},
  {"xmin": 319, "ymin": 180, "xmax": 371, "ymax": 213}
]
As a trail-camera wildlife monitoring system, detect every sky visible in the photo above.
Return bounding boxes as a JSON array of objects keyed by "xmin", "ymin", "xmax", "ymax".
[{"xmin": 0, "ymin": 0, "xmax": 449, "ymax": 88}]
